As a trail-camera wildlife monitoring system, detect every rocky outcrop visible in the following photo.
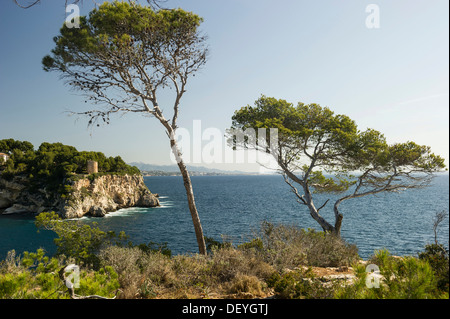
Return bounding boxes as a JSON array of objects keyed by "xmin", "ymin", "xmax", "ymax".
[
  {"xmin": 59, "ymin": 174, "xmax": 159, "ymax": 218},
  {"xmin": 0, "ymin": 174, "xmax": 159, "ymax": 218}
]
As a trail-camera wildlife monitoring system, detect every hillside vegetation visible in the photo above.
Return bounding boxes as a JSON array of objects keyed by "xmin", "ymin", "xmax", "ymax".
[{"xmin": 0, "ymin": 139, "xmax": 140, "ymax": 193}]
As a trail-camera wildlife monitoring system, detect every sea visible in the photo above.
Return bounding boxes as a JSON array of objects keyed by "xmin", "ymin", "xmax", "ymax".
[{"xmin": 0, "ymin": 173, "xmax": 448, "ymax": 260}]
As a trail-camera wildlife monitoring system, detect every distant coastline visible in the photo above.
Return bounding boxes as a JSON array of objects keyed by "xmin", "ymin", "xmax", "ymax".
[
  {"xmin": 129, "ymin": 162, "xmax": 263, "ymax": 176},
  {"xmin": 135, "ymin": 162, "xmax": 450, "ymax": 177},
  {"xmin": 140, "ymin": 170, "xmax": 262, "ymax": 176}
]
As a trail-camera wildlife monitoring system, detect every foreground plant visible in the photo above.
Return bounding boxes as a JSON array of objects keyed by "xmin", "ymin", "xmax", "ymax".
[
  {"xmin": 334, "ymin": 249, "xmax": 448, "ymax": 299},
  {"xmin": 0, "ymin": 249, "xmax": 119, "ymax": 299},
  {"xmin": 35, "ymin": 211, "xmax": 126, "ymax": 268}
]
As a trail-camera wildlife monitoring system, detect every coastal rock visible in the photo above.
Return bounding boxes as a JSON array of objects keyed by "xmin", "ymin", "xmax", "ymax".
[
  {"xmin": 0, "ymin": 177, "xmax": 26, "ymax": 208},
  {"xmin": 89, "ymin": 205, "xmax": 107, "ymax": 217},
  {"xmin": 3, "ymin": 204, "xmax": 32, "ymax": 215},
  {"xmin": 0, "ymin": 174, "xmax": 159, "ymax": 218},
  {"xmin": 0, "ymin": 197, "xmax": 12, "ymax": 209}
]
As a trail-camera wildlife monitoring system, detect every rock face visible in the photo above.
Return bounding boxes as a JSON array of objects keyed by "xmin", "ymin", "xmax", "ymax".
[{"xmin": 0, "ymin": 174, "xmax": 159, "ymax": 218}]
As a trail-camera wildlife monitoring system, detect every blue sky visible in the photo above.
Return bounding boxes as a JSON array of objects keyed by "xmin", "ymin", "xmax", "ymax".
[{"xmin": 0, "ymin": 0, "xmax": 448, "ymax": 172}]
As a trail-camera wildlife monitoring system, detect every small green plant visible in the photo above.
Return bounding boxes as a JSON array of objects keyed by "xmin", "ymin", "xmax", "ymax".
[
  {"xmin": 335, "ymin": 248, "xmax": 448, "ymax": 299},
  {"xmin": 204, "ymin": 235, "xmax": 233, "ymax": 253},
  {"xmin": 136, "ymin": 241, "xmax": 172, "ymax": 258},
  {"xmin": 418, "ymin": 243, "xmax": 449, "ymax": 292},
  {"xmin": 237, "ymin": 238, "xmax": 264, "ymax": 251}
]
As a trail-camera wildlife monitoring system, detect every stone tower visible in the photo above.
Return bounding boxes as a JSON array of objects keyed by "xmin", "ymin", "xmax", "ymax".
[{"xmin": 87, "ymin": 160, "xmax": 98, "ymax": 174}]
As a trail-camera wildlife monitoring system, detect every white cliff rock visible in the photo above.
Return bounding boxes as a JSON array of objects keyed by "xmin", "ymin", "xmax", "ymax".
[{"xmin": 0, "ymin": 174, "xmax": 159, "ymax": 218}]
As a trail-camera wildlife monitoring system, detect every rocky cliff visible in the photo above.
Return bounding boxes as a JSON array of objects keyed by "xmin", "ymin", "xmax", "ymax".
[{"xmin": 0, "ymin": 174, "xmax": 159, "ymax": 218}]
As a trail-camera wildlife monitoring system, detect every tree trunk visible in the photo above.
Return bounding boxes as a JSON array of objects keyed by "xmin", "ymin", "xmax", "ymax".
[
  {"xmin": 177, "ymin": 159, "xmax": 207, "ymax": 255},
  {"xmin": 169, "ymin": 136, "xmax": 207, "ymax": 255},
  {"xmin": 332, "ymin": 200, "xmax": 344, "ymax": 237},
  {"xmin": 303, "ymin": 185, "xmax": 336, "ymax": 233}
]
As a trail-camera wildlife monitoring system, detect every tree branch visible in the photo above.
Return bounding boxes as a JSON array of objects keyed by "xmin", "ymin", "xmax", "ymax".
[
  {"xmin": 316, "ymin": 199, "xmax": 330, "ymax": 213},
  {"xmin": 283, "ymin": 174, "xmax": 307, "ymax": 205}
]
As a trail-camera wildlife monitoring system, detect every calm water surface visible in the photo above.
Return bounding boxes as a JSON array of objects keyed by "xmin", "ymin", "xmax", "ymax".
[{"xmin": 0, "ymin": 174, "xmax": 448, "ymax": 260}]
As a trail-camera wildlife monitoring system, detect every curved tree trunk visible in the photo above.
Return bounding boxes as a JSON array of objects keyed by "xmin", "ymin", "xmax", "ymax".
[
  {"xmin": 306, "ymin": 199, "xmax": 342, "ymax": 236},
  {"xmin": 302, "ymin": 184, "xmax": 336, "ymax": 234},
  {"xmin": 169, "ymin": 135, "xmax": 207, "ymax": 255},
  {"xmin": 306, "ymin": 201, "xmax": 334, "ymax": 233},
  {"xmin": 283, "ymin": 171, "xmax": 341, "ymax": 236}
]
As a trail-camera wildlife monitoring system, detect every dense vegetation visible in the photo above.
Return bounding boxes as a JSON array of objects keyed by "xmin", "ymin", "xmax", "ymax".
[
  {"xmin": 0, "ymin": 139, "xmax": 140, "ymax": 192},
  {"xmin": 0, "ymin": 213, "xmax": 447, "ymax": 299}
]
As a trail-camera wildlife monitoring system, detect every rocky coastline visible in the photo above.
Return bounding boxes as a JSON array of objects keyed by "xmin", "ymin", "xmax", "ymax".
[{"xmin": 0, "ymin": 173, "xmax": 159, "ymax": 219}]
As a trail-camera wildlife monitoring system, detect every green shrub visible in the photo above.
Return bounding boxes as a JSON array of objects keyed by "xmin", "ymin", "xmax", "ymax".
[
  {"xmin": 0, "ymin": 249, "xmax": 119, "ymax": 299},
  {"xmin": 204, "ymin": 235, "xmax": 233, "ymax": 252},
  {"xmin": 136, "ymin": 241, "xmax": 172, "ymax": 258},
  {"xmin": 76, "ymin": 266, "xmax": 120, "ymax": 298},
  {"xmin": 334, "ymin": 249, "xmax": 448, "ymax": 299},
  {"xmin": 418, "ymin": 243, "xmax": 449, "ymax": 292},
  {"xmin": 98, "ymin": 245, "xmax": 172, "ymax": 299},
  {"xmin": 35, "ymin": 212, "xmax": 127, "ymax": 268},
  {"xmin": 267, "ymin": 268, "xmax": 338, "ymax": 299},
  {"xmin": 251, "ymin": 222, "xmax": 359, "ymax": 270}
]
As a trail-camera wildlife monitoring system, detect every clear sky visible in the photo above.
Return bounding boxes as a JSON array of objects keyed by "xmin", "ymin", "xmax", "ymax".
[{"xmin": 0, "ymin": 0, "xmax": 448, "ymax": 172}]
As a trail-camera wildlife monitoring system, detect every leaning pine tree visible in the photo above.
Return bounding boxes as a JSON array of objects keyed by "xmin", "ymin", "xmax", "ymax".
[
  {"xmin": 42, "ymin": 1, "xmax": 208, "ymax": 254},
  {"xmin": 230, "ymin": 96, "xmax": 447, "ymax": 236}
]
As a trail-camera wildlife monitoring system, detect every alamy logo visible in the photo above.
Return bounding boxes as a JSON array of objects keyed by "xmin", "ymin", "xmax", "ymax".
[
  {"xmin": 365, "ymin": 264, "xmax": 381, "ymax": 288},
  {"xmin": 64, "ymin": 264, "xmax": 80, "ymax": 289},
  {"xmin": 65, "ymin": 4, "xmax": 80, "ymax": 29},
  {"xmin": 365, "ymin": 4, "xmax": 380, "ymax": 29},
  {"xmin": 170, "ymin": 120, "xmax": 279, "ymax": 169}
]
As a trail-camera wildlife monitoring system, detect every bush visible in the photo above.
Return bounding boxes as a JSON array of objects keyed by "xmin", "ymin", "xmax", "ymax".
[
  {"xmin": 266, "ymin": 267, "xmax": 338, "ymax": 299},
  {"xmin": 334, "ymin": 249, "xmax": 448, "ymax": 299},
  {"xmin": 226, "ymin": 274, "xmax": 266, "ymax": 298},
  {"xmin": 418, "ymin": 243, "xmax": 449, "ymax": 292},
  {"xmin": 251, "ymin": 221, "xmax": 359, "ymax": 270},
  {"xmin": 98, "ymin": 246, "xmax": 145, "ymax": 298},
  {"xmin": 35, "ymin": 212, "xmax": 127, "ymax": 268},
  {"xmin": 98, "ymin": 245, "xmax": 172, "ymax": 299},
  {"xmin": 207, "ymin": 246, "xmax": 275, "ymax": 283},
  {"xmin": 0, "ymin": 249, "xmax": 119, "ymax": 299}
]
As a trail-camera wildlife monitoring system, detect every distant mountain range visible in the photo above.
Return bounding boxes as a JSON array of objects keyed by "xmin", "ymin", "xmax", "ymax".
[{"xmin": 128, "ymin": 162, "xmax": 256, "ymax": 175}]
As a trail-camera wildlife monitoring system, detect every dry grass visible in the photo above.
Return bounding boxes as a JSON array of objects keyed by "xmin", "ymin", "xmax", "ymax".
[
  {"xmin": 98, "ymin": 222, "xmax": 360, "ymax": 299},
  {"xmin": 98, "ymin": 245, "xmax": 275, "ymax": 299}
]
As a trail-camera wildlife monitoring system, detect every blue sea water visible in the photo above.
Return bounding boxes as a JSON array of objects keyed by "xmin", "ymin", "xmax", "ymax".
[{"xmin": 0, "ymin": 174, "xmax": 448, "ymax": 260}]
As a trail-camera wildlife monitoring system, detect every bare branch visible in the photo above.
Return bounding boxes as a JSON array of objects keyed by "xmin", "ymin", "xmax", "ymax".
[
  {"xmin": 13, "ymin": 0, "xmax": 42, "ymax": 9},
  {"xmin": 316, "ymin": 199, "xmax": 330, "ymax": 213},
  {"xmin": 433, "ymin": 210, "xmax": 448, "ymax": 245},
  {"xmin": 283, "ymin": 174, "xmax": 307, "ymax": 205},
  {"xmin": 14, "ymin": 0, "xmax": 166, "ymax": 10}
]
